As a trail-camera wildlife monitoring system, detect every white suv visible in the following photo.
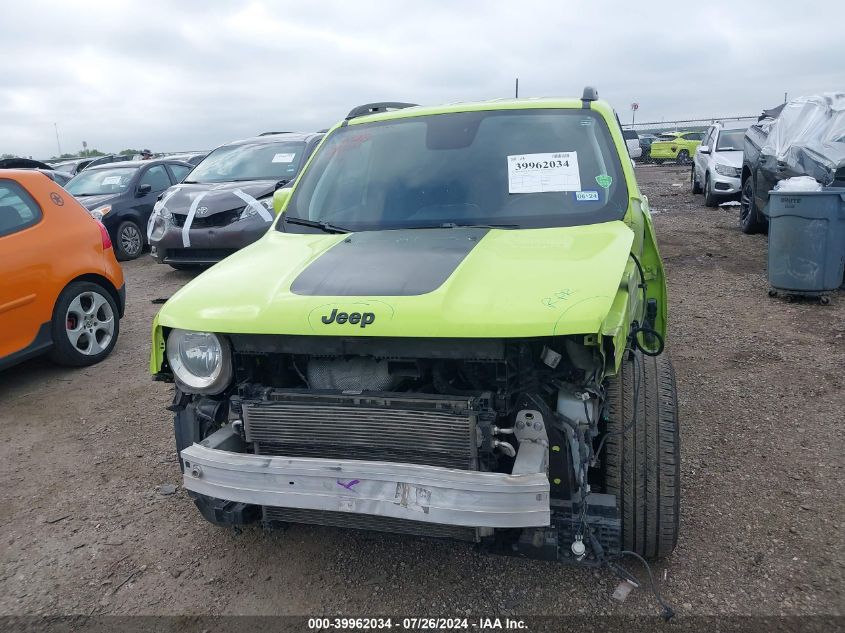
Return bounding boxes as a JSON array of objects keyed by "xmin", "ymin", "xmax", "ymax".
[
  {"xmin": 622, "ymin": 129, "xmax": 642, "ymax": 159},
  {"xmin": 691, "ymin": 122, "xmax": 748, "ymax": 206}
]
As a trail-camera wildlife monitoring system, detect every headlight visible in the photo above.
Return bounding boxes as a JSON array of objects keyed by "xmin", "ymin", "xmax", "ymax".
[
  {"xmin": 147, "ymin": 206, "xmax": 172, "ymax": 242},
  {"xmin": 166, "ymin": 329, "xmax": 232, "ymax": 394},
  {"xmin": 90, "ymin": 205, "xmax": 112, "ymax": 221},
  {"xmin": 714, "ymin": 164, "xmax": 740, "ymax": 178},
  {"xmin": 239, "ymin": 197, "xmax": 274, "ymax": 220}
]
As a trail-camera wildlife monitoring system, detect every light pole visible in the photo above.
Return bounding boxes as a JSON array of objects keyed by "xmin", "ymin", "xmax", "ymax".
[
  {"xmin": 54, "ymin": 122, "xmax": 62, "ymax": 156},
  {"xmin": 631, "ymin": 102, "xmax": 639, "ymax": 126}
]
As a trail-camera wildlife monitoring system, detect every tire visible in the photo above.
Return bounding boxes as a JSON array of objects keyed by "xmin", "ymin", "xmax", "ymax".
[
  {"xmin": 676, "ymin": 150, "xmax": 689, "ymax": 165},
  {"xmin": 602, "ymin": 351, "xmax": 680, "ymax": 560},
  {"xmin": 703, "ymin": 174, "xmax": 718, "ymax": 207},
  {"xmin": 115, "ymin": 220, "xmax": 144, "ymax": 261},
  {"xmin": 49, "ymin": 281, "xmax": 120, "ymax": 367},
  {"xmin": 739, "ymin": 177, "xmax": 766, "ymax": 234},
  {"xmin": 168, "ymin": 263, "xmax": 203, "ymax": 271},
  {"xmin": 691, "ymin": 166, "xmax": 702, "ymax": 194}
]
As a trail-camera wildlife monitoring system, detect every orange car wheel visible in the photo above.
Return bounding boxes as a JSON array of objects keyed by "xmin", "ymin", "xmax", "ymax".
[{"xmin": 49, "ymin": 281, "xmax": 120, "ymax": 366}]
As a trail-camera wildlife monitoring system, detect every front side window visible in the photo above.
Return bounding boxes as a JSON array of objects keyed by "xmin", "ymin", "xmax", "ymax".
[
  {"xmin": 139, "ymin": 165, "xmax": 171, "ymax": 192},
  {"xmin": 282, "ymin": 109, "xmax": 629, "ymax": 232},
  {"xmin": 0, "ymin": 179, "xmax": 43, "ymax": 237},
  {"xmin": 185, "ymin": 141, "xmax": 306, "ymax": 184},
  {"xmin": 65, "ymin": 167, "xmax": 137, "ymax": 196}
]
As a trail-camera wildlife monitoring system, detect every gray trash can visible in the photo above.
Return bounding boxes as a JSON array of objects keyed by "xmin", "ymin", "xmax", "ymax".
[{"xmin": 766, "ymin": 188, "xmax": 845, "ymax": 298}]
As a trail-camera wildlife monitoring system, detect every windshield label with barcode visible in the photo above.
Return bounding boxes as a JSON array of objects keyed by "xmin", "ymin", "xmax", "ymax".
[{"xmin": 507, "ymin": 152, "xmax": 581, "ymax": 193}]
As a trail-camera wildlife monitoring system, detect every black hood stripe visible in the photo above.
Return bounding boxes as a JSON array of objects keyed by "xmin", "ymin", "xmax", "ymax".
[{"xmin": 290, "ymin": 228, "xmax": 488, "ymax": 296}]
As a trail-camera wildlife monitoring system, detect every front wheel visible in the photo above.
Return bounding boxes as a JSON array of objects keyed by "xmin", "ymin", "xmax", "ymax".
[
  {"xmin": 168, "ymin": 263, "xmax": 204, "ymax": 272},
  {"xmin": 739, "ymin": 177, "xmax": 766, "ymax": 234},
  {"xmin": 602, "ymin": 351, "xmax": 680, "ymax": 560},
  {"xmin": 49, "ymin": 281, "xmax": 120, "ymax": 367},
  {"xmin": 691, "ymin": 166, "xmax": 702, "ymax": 194},
  {"xmin": 115, "ymin": 220, "xmax": 144, "ymax": 261},
  {"xmin": 676, "ymin": 150, "xmax": 690, "ymax": 165},
  {"xmin": 704, "ymin": 174, "xmax": 718, "ymax": 207}
]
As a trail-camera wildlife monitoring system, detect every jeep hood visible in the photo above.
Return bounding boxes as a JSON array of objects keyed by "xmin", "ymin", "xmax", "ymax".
[{"xmin": 155, "ymin": 221, "xmax": 635, "ymax": 339}]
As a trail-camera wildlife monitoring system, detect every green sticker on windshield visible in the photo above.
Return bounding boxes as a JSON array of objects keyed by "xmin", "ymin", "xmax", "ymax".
[{"xmin": 596, "ymin": 174, "xmax": 612, "ymax": 189}]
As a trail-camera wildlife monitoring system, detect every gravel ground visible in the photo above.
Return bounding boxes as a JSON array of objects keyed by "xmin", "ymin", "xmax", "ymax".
[{"xmin": 0, "ymin": 164, "xmax": 842, "ymax": 619}]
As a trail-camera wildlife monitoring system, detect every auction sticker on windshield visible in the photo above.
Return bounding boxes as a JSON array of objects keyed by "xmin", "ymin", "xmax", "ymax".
[
  {"xmin": 272, "ymin": 153, "xmax": 296, "ymax": 163},
  {"xmin": 507, "ymin": 152, "xmax": 581, "ymax": 193}
]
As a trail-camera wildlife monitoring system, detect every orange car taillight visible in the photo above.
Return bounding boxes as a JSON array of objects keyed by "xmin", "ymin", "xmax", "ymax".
[{"xmin": 98, "ymin": 222, "xmax": 112, "ymax": 250}]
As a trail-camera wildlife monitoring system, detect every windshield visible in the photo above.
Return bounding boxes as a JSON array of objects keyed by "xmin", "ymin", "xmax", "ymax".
[
  {"xmin": 281, "ymin": 109, "xmax": 628, "ymax": 232},
  {"xmin": 716, "ymin": 129, "xmax": 745, "ymax": 151},
  {"xmin": 66, "ymin": 166, "xmax": 137, "ymax": 195},
  {"xmin": 186, "ymin": 141, "xmax": 306, "ymax": 183}
]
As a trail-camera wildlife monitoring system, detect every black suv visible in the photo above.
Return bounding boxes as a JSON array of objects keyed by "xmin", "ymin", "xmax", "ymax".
[{"xmin": 66, "ymin": 159, "xmax": 193, "ymax": 259}]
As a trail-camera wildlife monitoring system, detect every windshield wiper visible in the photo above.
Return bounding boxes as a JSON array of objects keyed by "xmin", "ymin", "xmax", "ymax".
[
  {"xmin": 284, "ymin": 216, "xmax": 349, "ymax": 234},
  {"xmin": 439, "ymin": 222, "xmax": 519, "ymax": 229},
  {"xmin": 181, "ymin": 180, "xmax": 199, "ymax": 184},
  {"xmin": 403, "ymin": 222, "xmax": 520, "ymax": 230}
]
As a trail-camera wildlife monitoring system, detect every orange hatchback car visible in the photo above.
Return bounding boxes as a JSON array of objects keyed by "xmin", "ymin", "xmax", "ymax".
[{"xmin": 0, "ymin": 171, "xmax": 125, "ymax": 371}]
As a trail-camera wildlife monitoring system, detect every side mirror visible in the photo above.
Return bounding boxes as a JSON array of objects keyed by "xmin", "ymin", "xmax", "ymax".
[
  {"xmin": 137, "ymin": 183, "xmax": 152, "ymax": 196},
  {"xmin": 273, "ymin": 187, "xmax": 293, "ymax": 215},
  {"xmin": 699, "ymin": 145, "xmax": 711, "ymax": 155}
]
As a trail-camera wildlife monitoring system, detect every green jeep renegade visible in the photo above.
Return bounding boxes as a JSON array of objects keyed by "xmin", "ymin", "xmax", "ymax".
[{"xmin": 151, "ymin": 88, "xmax": 679, "ymax": 565}]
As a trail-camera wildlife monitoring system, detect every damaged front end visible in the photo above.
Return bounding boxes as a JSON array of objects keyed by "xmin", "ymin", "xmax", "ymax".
[{"xmin": 161, "ymin": 332, "xmax": 626, "ymax": 564}]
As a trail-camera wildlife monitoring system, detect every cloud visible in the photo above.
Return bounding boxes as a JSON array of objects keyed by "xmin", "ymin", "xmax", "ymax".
[{"xmin": 1, "ymin": 0, "xmax": 843, "ymax": 157}]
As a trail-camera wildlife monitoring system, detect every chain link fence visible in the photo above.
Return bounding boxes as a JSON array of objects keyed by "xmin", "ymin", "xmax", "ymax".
[{"xmin": 623, "ymin": 115, "xmax": 757, "ymax": 135}]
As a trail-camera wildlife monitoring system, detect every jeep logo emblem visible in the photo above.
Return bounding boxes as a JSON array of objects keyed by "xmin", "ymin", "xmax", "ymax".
[{"xmin": 321, "ymin": 308, "xmax": 375, "ymax": 328}]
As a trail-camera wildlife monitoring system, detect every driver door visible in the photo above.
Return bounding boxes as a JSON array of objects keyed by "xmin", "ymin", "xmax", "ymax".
[{"xmin": 136, "ymin": 165, "xmax": 173, "ymax": 228}]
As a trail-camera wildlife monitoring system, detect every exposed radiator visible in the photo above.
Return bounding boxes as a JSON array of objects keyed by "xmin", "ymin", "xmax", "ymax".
[{"xmin": 242, "ymin": 390, "xmax": 485, "ymax": 470}]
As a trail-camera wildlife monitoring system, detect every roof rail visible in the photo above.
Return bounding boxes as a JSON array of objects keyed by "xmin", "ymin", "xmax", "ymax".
[
  {"xmin": 345, "ymin": 102, "xmax": 418, "ymax": 121},
  {"xmin": 582, "ymin": 86, "xmax": 598, "ymax": 102},
  {"xmin": 259, "ymin": 131, "xmax": 291, "ymax": 136}
]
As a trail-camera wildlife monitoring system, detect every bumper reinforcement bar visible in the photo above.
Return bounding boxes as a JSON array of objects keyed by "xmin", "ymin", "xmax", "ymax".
[{"xmin": 180, "ymin": 444, "xmax": 550, "ymax": 528}]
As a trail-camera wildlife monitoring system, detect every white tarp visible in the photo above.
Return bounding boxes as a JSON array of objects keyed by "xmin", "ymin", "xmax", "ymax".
[{"xmin": 761, "ymin": 92, "xmax": 845, "ymax": 185}]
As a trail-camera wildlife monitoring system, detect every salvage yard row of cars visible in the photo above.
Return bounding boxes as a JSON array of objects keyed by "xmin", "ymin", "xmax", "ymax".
[{"xmin": 1, "ymin": 91, "xmax": 841, "ymax": 595}]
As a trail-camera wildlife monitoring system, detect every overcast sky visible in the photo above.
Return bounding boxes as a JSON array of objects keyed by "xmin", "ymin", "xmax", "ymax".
[{"xmin": 2, "ymin": 1, "xmax": 843, "ymax": 158}]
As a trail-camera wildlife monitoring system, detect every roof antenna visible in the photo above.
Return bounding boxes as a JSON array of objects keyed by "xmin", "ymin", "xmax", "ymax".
[{"xmin": 515, "ymin": 77, "xmax": 519, "ymax": 98}]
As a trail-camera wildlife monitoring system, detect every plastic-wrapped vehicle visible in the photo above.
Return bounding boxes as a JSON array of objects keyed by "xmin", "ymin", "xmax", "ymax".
[
  {"xmin": 740, "ymin": 93, "xmax": 845, "ymax": 233},
  {"xmin": 151, "ymin": 90, "xmax": 679, "ymax": 565}
]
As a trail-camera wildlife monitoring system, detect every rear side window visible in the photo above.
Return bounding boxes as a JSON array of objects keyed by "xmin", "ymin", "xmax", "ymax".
[
  {"xmin": 0, "ymin": 179, "xmax": 42, "ymax": 237},
  {"xmin": 622, "ymin": 130, "xmax": 639, "ymax": 140}
]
